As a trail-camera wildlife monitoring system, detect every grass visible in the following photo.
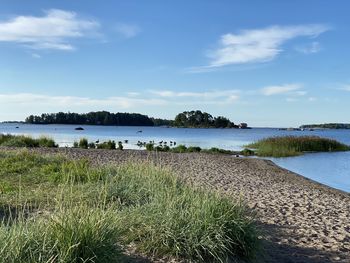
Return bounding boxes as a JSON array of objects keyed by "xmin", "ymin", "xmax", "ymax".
[
  {"xmin": 0, "ymin": 134, "xmax": 57, "ymax": 148},
  {"xmin": 0, "ymin": 150, "xmax": 259, "ymax": 262},
  {"xmin": 145, "ymin": 143, "xmax": 235, "ymax": 155},
  {"xmin": 246, "ymin": 135, "xmax": 350, "ymax": 157}
]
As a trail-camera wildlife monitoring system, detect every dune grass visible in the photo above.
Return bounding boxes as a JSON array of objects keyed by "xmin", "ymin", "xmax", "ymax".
[
  {"xmin": 0, "ymin": 134, "xmax": 57, "ymax": 148},
  {"xmin": 247, "ymin": 136, "xmax": 350, "ymax": 157},
  {"xmin": 0, "ymin": 150, "xmax": 259, "ymax": 262}
]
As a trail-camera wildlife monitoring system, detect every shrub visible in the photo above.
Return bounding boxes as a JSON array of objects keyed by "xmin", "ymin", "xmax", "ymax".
[
  {"xmin": 145, "ymin": 143, "xmax": 154, "ymax": 151},
  {"xmin": 187, "ymin": 146, "xmax": 202, "ymax": 152},
  {"xmin": 78, "ymin": 138, "xmax": 89, "ymax": 149},
  {"xmin": 202, "ymin": 147, "xmax": 233, "ymax": 155},
  {"xmin": 118, "ymin": 141, "xmax": 123, "ymax": 151},
  {"xmin": 171, "ymin": 144, "xmax": 187, "ymax": 153},
  {"xmin": 241, "ymin": 148, "xmax": 255, "ymax": 156},
  {"xmin": 97, "ymin": 140, "xmax": 116, "ymax": 150},
  {"xmin": 88, "ymin": 142, "xmax": 96, "ymax": 149}
]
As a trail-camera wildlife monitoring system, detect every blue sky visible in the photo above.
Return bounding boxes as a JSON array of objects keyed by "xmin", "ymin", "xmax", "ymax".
[{"xmin": 0, "ymin": 0, "xmax": 350, "ymax": 127}]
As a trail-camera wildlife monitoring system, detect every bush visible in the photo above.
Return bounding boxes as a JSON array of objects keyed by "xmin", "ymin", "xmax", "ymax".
[
  {"xmin": 78, "ymin": 138, "xmax": 89, "ymax": 149},
  {"xmin": 171, "ymin": 144, "xmax": 187, "ymax": 153},
  {"xmin": 187, "ymin": 146, "xmax": 202, "ymax": 152},
  {"xmin": 241, "ymin": 148, "xmax": 255, "ymax": 156},
  {"xmin": 118, "ymin": 141, "xmax": 123, "ymax": 150},
  {"xmin": 202, "ymin": 147, "xmax": 233, "ymax": 155},
  {"xmin": 145, "ymin": 143, "xmax": 154, "ymax": 151},
  {"xmin": 97, "ymin": 140, "xmax": 116, "ymax": 150},
  {"xmin": 88, "ymin": 142, "xmax": 96, "ymax": 149}
]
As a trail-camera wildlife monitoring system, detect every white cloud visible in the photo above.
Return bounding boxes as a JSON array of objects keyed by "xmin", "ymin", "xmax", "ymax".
[
  {"xmin": 338, "ymin": 85, "xmax": 350, "ymax": 92},
  {"xmin": 295, "ymin": 41, "xmax": 322, "ymax": 54},
  {"xmin": 150, "ymin": 89, "xmax": 239, "ymax": 99},
  {"xmin": 115, "ymin": 23, "xmax": 140, "ymax": 38},
  {"xmin": 0, "ymin": 9, "xmax": 99, "ymax": 50},
  {"xmin": 260, "ymin": 84, "xmax": 305, "ymax": 96},
  {"xmin": 149, "ymin": 89, "xmax": 240, "ymax": 105},
  {"xmin": 0, "ymin": 93, "xmax": 166, "ymax": 109},
  {"xmin": 205, "ymin": 24, "xmax": 330, "ymax": 67}
]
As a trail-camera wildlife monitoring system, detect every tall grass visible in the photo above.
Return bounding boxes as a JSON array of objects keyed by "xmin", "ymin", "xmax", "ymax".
[
  {"xmin": 0, "ymin": 134, "xmax": 57, "ymax": 148},
  {"xmin": 0, "ymin": 150, "xmax": 259, "ymax": 262},
  {"xmin": 247, "ymin": 136, "xmax": 350, "ymax": 157}
]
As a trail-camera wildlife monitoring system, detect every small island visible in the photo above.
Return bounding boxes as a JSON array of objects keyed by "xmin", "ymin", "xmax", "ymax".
[
  {"xmin": 300, "ymin": 123, "xmax": 350, "ymax": 129},
  {"xmin": 24, "ymin": 110, "xmax": 250, "ymax": 129}
]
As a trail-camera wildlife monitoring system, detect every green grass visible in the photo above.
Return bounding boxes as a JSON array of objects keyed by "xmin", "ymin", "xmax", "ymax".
[
  {"xmin": 246, "ymin": 136, "xmax": 350, "ymax": 157},
  {"xmin": 0, "ymin": 134, "xmax": 57, "ymax": 148},
  {"xmin": 146, "ymin": 143, "xmax": 234, "ymax": 155},
  {"xmin": 0, "ymin": 150, "xmax": 259, "ymax": 262}
]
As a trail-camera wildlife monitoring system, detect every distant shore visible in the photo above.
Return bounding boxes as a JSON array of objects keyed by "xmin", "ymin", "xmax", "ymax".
[{"xmin": 2, "ymin": 147, "xmax": 349, "ymax": 263}]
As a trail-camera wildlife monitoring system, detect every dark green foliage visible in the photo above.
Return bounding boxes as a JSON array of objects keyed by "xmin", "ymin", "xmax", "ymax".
[
  {"xmin": 145, "ymin": 143, "xmax": 154, "ymax": 151},
  {"xmin": 25, "ymin": 111, "xmax": 165, "ymax": 126},
  {"xmin": 118, "ymin": 141, "xmax": 123, "ymax": 150},
  {"xmin": 241, "ymin": 148, "xmax": 255, "ymax": 156},
  {"xmin": 173, "ymin": 110, "xmax": 237, "ymax": 128},
  {"xmin": 96, "ymin": 140, "xmax": 116, "ymax": 150},
  {"xmin": 88, "ymin": 142, "xmax": 96, "ymax": 149},
  {"xmin": 78, "ymin": 138, "xmax": 88, "ymax": 149},
  {"xmin": 171, "ymin": 144, "xmax": 188, "ymax": 153},
  {"xmin": 247, "ymin": 136, "xmax": 350, "ymax": 157},
  {"xmin": 187, "ymin": 146, "xmax": 202, "ymax": 152},
  {"xmin": 24, "ymin": 110, "xmax": 242, "ymax": 129},
  {"xmin": 202, "ymin": 147, "xmax": 233, "ymax": 154}
]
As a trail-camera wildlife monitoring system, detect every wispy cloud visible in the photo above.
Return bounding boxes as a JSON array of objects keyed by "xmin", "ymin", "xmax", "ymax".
[
  {"xmin": 295, "ymin": 41, "xmax": 322, "ymax": 54},
  {"xmin": 149, "ymin": 89, "xmax": 240, "ymax": 104},
  {"xmin": 0, "ymin": 9, "xmax": 99, "ymax": 50},
  {"xmin": 198, "ymin": 24, "xmax": 330, "ymax": 69},
  {"xmin": 260, "ymin": 84, "xmax": 305, "ymax": 96},
  {"xmin": 0, "ymin": 93, "xmax": 166, "ymax": 109},
  {"xmin": 114, "ymin": 23, "xmax": 140, "ymax": 38},
  {"xmin": 338, "ymin": 85, "xmax": 350, "ymax": 92}
]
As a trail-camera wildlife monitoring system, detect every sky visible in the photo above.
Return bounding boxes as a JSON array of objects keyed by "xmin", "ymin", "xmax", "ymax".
[{"xmin": 0, "ymin": 0, "xmax": 350, "ymax": 127}]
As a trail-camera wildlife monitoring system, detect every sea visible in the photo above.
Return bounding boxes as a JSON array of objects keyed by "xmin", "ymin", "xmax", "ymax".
[{"xmin": 1, "ymin": 123, "xmax": 349, "ymax": 193}]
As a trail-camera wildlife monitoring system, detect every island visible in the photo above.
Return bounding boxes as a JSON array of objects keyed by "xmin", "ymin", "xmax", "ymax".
[
  {"xmin": 300, "ymin": 123, "xmax": 350, "ymax": 129},
  {"xmin": 24, "ymin": 110, "xmax": 250, "ymax": 129}
]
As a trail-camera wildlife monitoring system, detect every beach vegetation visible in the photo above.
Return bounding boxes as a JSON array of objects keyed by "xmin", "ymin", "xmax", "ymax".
[
  {"xmin": 0, "ymin": 134, "xmax": 57, "ymax": 148},
  {"xmin": 0, "ymin": 150, "xmax": 259, "ymax": 262},
  {"xmin": 247, "ymin": 136, "xmax": 350, "ymax": 157},
  {"xmin": 96, "ymin": 140, "xmax": 116, "ymax": 150}
]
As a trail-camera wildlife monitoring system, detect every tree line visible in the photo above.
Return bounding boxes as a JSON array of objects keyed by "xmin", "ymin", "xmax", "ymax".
[{"xmin": 25, "ymin": 110, "xmax": 242, "ymax": 128}]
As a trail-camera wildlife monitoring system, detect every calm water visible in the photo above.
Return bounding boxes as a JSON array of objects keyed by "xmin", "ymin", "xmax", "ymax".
[{"xmin": 1, "ymin": 123, "xmax": 349, "ymax": 192}]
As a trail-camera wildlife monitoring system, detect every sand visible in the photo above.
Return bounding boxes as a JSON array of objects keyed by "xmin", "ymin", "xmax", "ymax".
[{"xmin": 3, "ymin": 148, "xmax": 350, "ymax": 263}]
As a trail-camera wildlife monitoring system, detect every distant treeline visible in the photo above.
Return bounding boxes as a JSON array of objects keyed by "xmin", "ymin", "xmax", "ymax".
[
  {"xmin": 300, "ymin": 123, "xmax": 350, "ymax": 129},
  {"xmin": 25, "ymin": 110, "xmax": 243, "ymax": 128}
]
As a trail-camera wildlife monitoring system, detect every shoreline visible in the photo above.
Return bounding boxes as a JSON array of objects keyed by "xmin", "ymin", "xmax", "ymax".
[{"xmin": 1, "ymin": 147, "xmax": 349, "ymax": 262}]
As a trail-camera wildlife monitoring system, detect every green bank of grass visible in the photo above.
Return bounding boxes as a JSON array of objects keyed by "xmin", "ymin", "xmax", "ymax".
[
  {"xmin": 146, "ymin": 143, "xmax": 234, "ymax": 155},
  {"xmin": 0, "ymin": 134, "xmax": 57, "ymax": 148},
  {"xmin": 0, "ymin": 150, "xmax": 259, "ymax": 262},
  {"xmin": 246, "ymin": 136, "xmax": 350, "ymax": 157}
]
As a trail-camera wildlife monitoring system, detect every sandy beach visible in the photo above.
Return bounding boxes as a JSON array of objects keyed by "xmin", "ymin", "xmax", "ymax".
[{"xmin": 6, "ymin": 148, "xmax": 350, "ymax": 263}]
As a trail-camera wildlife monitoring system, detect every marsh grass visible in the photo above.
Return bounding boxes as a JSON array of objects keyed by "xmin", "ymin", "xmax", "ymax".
[
  {"xmin": 0, "ymin": 150, "xmax": 259, "ymax": 262},
  {"xmin": 0, "ymin": 134, "xmax": 57, "ymax": 148},
  {"xmin": 247, "ymin": 136, "xmax": 350, "ymax": 157}
]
